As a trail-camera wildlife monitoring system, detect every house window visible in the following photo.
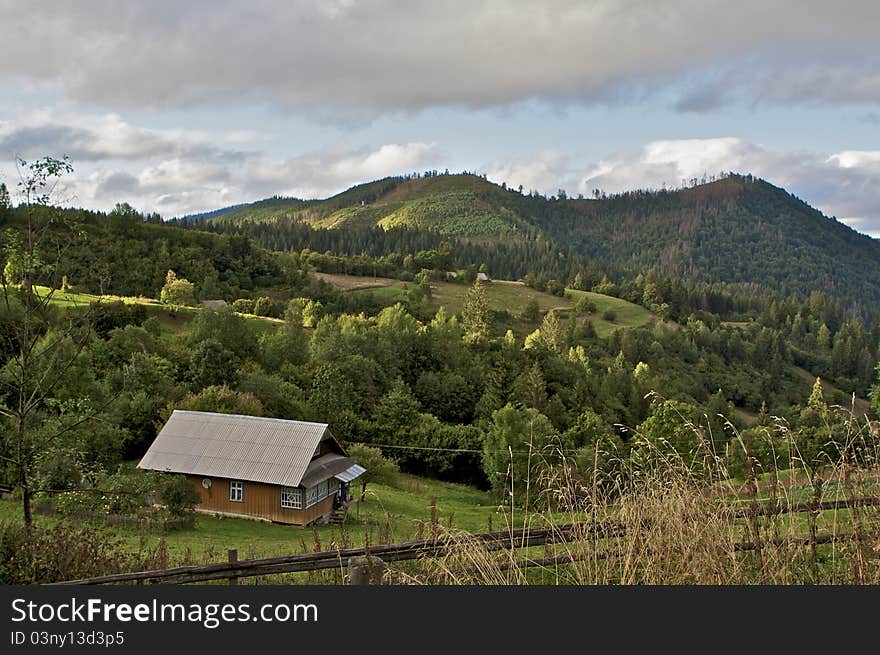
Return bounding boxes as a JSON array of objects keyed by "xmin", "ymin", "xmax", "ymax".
[
  {"xmin": 304, "ymin": 479, "xmax": 334, "ymax": 508},
  {"xmin": 229, "ymin": 480, "xmax": 244, "ymax": 502},
  {"xmin": 305, "ymin": 484, "xmax": 319, "ymax": 508},
  {"xmin": 281, "ymin": 487, "xmax": 302, "ymax": 509}
]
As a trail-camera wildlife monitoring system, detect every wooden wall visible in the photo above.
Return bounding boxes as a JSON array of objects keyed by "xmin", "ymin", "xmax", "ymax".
[{"xmin": 186, "ymin": 475, "xmax": 336, "ymax": 526}]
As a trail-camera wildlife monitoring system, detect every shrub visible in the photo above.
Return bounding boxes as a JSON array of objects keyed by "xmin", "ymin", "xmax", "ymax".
[
  {"xmin": 346, "ymin": 443, "xmax": 400, "ymax": 491},
  {"xmin": 159, "ymin": 270, "xmax": 195, "ymax": 306},
  {"xmin": 520, "ymin": 299, "xmax": 541, "ymax": 322},
  {"xmin": 253, "ymin": 296, "xmax": 279, "ymax": 317},
  {"xmin": 232, "ymin": 298, "xmax": 255, "ymax": 314},
  {"xmin": 34, "ymin": 447, "xmax": 81, "ymax": 491},
  {"xmin": 88, "ymin": 300, "xmax": 148, "ymax": 338},
  {"xmin": 575, "ymin": 296, "xmax": 597, "ymax": 314},
  {"xmin": 160, "ymin": 475, "xmax": 201, "ymax": 517},
  {"xmin": 54, "ymin": 468, "xmax": 158, "ymax": 517},
  {"xmin": 602, "ymin": 309, "xmax": 617, "ymax": 322},
  {"xmin": 0, "ymin": 521, "xmax": 168, "ymax": 584}
]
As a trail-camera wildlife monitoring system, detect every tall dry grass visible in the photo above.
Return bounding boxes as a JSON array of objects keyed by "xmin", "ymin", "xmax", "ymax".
[{"xmin": 404, "ymin": 404, "xmax": 880, "ymax": 585}]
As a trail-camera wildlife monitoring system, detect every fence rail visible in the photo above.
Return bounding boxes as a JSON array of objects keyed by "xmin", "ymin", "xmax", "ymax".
[{"xmin": 52, "ymin": 496, "xmax": 880, "ymax": 585}]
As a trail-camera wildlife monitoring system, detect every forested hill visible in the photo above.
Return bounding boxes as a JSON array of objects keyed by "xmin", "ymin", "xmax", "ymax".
[
  {"xmin": 188, "ymin": 172, "xmax": 880, "ymax": 311},
  {"xmin": 192, "ymin": 174, "xmax": 544, "ymax": 240},
  {"xmin": 535, "ymin": 175, "xmax": 880, "ymax": 308}
]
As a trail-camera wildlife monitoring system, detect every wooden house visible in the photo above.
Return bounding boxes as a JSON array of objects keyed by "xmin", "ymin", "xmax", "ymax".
[{"xmin": 138, "ymin": 410, "xmax": 365, "ymax": 525}]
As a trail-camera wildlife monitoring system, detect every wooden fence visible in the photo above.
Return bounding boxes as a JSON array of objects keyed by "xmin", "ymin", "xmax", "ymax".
[{"xmin": 52, "ymin": 496, "xmax": 880, "ymax": 585}]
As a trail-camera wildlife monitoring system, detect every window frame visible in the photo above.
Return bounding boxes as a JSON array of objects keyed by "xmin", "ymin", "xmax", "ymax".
[
  {"xmin": 229, "ymin": 479, "xmax": 244, "ymax": 502},
  {"xmin": 304, "ymin": 479, "xmax": 334, "ymax": 508},
  {"xmin": 280, "ymin": 486, "xmax": 303, "ymax": 510}
]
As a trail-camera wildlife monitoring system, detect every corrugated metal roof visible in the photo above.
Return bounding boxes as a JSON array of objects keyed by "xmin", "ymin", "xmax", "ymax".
[
  {"xmin": 335, "ymin": 463, "xmax": 367, "ymax": 483},
  {"xmin": 299, "ymin": 453, "xmax": 356, "ymax": 488},
  {"xmin": 137, "ymin": 410, "xmax": 333, "ymax": 487}
]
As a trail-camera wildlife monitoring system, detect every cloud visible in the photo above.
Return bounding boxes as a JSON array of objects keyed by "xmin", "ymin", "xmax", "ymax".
[
  {"xmin": 247, "ymin": 142, "xmax": 440, "ymax": 200},
  {"xmin": 0, "ymin": 1, "xmax": 877, "ymax": 116},
  {"xmin": 0, "ymin": 112, "xmax": 252, "ymax": 162},
  {"xmin": 487, "ymin": 150, "xmax": 570, "ymax": 195},
  {"xmin": 1, "ymin": 139, "xmax": 441, "ymax": 218}
]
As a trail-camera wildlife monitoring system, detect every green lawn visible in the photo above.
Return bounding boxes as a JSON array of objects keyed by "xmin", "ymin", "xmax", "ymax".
[{"xmin": 0, "ymin": 474, "xmax": 498, "ymax": 564}]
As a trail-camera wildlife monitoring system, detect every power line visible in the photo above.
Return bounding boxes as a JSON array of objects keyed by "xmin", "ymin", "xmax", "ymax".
[{"xmin": 347, "ymin": 442, "xmax": 590, "ymax": 455}]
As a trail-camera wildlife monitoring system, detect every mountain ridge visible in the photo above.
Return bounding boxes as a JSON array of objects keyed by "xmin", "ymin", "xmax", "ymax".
[{"xmin": 182, "ymin": 172, "xmax": 880, "ymax": 311}]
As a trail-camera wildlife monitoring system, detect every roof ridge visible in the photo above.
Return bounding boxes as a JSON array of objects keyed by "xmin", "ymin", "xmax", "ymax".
[{"xmin": 171, "ymin": 409, "xmax": 329, "ymax": 428}]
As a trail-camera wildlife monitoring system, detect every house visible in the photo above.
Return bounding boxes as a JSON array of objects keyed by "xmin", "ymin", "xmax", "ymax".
[
  {"xmin": 200, "ymin": 299, "xmax": 227, "ymax": 309},
  {"xmin": 137, "ymin": 410, "xmax": 365, "ymax": 525},
  {"xmin": 477, "ymin": 272, "xmax": 491, "ymax": 283}
]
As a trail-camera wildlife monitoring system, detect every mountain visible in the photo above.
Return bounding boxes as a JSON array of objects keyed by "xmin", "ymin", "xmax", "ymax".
[
  {"xmin": 187, "ymin": 172, "xmax": 880, "ymax": 311},
  {"xmin": 532, "ymin": 175, "xmax": 880, "ymax": 308},
  {"xmin": 181, "ymin": 196, "xmax": 315, "ymax": 223},
  {"xmin": 196, "ymin": 174, "xmax": 543, "ymax": 239}
]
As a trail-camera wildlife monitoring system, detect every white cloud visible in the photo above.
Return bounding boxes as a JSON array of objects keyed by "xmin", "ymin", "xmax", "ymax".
[
  {"xmin": 828, "ymin": 151, "xmax": 880, "ymax": 169},
  {"xmin": 0, "ymin": 134, "xmax": 441, "ymax": 217},
  {"xmin": 0, "ymin": 2, "xmax": 877, "ymax": 116},
  {"xmin": 487, "ymin": 150, "xmax": 569, "ymax": 195}
]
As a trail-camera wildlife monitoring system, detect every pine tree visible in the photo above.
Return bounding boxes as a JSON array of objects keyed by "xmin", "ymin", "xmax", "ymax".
[{"xmin": 539, "ymin": 309, "xmax": 565, "ymax": 352}]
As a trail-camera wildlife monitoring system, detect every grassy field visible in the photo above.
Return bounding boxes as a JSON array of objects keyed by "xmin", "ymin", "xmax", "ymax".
[
  {"xmin": 0, "ymin": 474, "xmax": 498, "ymax": 563},
  {"xmin": 3, "ymin": 459, "xmax": 877, "ymax": 584},
  {"xmin": 564, "ymin": 288, "xmax": 654, "ymax": 336},
  {"xmin": 316, "ymin": 273, "xmax": 656, "ymax": 337},
  {"xmin": 34, "ymin": 285, "xmax": 160, "ymax": 309},
  {"xmin": 312, "ymin": 272, "xmax": 397, "ymax": 291},
  {"xmin": 34, "ymin": 285, "xmax": 283, "ymax": 342}
]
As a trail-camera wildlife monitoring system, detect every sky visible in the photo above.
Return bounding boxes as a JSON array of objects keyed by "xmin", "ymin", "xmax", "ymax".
[{"xmin": 0, "ymin": 1, "xmax": 878, "ymax": 234}]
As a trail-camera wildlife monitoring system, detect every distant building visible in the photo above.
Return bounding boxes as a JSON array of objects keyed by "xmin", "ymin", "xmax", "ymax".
[
  {"xmin": 138, "ymin": 411, "xmax": 365, "ymax": 526},
  {"xmin": 477, "ymin": 272, "xmax": 491, "ymax": 283},
  {"xmin": 200, "ymin": 299, "xmax": 227, "ymax": 309}
]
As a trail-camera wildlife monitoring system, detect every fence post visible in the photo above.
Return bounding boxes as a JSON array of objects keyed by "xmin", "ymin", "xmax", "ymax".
[
  {"xmin": 228, "ymin": 549, "xmax": 238, "ymax": 586},
  {"xmin": 347, "ymin": 555, "xmax": 385, "ymax": 585}
]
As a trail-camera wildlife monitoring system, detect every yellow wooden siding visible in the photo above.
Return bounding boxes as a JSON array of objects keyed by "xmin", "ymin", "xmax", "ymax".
[{"xmin": 186, "ymin": 475, "xmax": 336, "ymax": 525}]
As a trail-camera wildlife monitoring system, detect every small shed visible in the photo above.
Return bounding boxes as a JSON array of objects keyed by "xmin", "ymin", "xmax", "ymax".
[
  {"xmin": 138, "ymin": 411, "xmax": 365, "ymax": 525},
  {"xmin": 477, "ymin": 272, "xmax": 491, "ymax": 283},
  {"xmin": 200, "ymin": 299, "xmax": 227, "ymax": 309}
]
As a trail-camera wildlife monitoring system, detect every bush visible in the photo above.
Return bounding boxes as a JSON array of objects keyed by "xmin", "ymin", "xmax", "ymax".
[
  {"xmin": 253, "ymin": 296, "xmax": 280, "ymax": 317},
  {"xmin": 602, "ymin": 309, "xmax": 617, "ymax": 322},
  {"xmin": 232, "ymin": 298, "xmax": 255, "ymax": 314},
  {"xmin": 160, "ymin": 475, "xmax": 200, "ymax": 517},
  {"xmin": 88, "ymin": 300, "xmax": 148, "ymax": 338},
  {"xmin": 346, "ymin": 443, "xmax": 400, "ymax": 490},
  {"xmin": 34, "ymin": 447, "xmax": 81, "ymax": 491},
  {"xmin": 520, "ymin": 299, "xmax": 541, "ymax": 322},
  {"xmin": 0, "ymin": 521, "xmax": 168, "ymax": 584},
  {"xmin": 159, "ymin": 271, "xmax": 195, "ymax": 306},
  {"xmin": 575, "ymin": 296, "xmax": 597, "ymax": 314},
  {"xmin": 53, "ymin": 468, "xmax": 158, "ymax": 517},
  {"xmin": 545, "ymin": 279, "xmax": 566, "ymax": 297}
]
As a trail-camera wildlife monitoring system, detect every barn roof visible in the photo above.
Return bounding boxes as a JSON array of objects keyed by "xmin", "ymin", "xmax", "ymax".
[{"xmin": 137, "ymin": 410, "xmax": 341, "ymax": 488}]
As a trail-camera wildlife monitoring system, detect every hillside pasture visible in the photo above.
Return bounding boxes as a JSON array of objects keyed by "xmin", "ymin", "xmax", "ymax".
[
  {"xmin": 314, "ymin": 273, "xmax": 655, "ymax": 337},
  {"xmin": 312, "ymin": 271, "xmax": 399, "ymax": 291}
]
